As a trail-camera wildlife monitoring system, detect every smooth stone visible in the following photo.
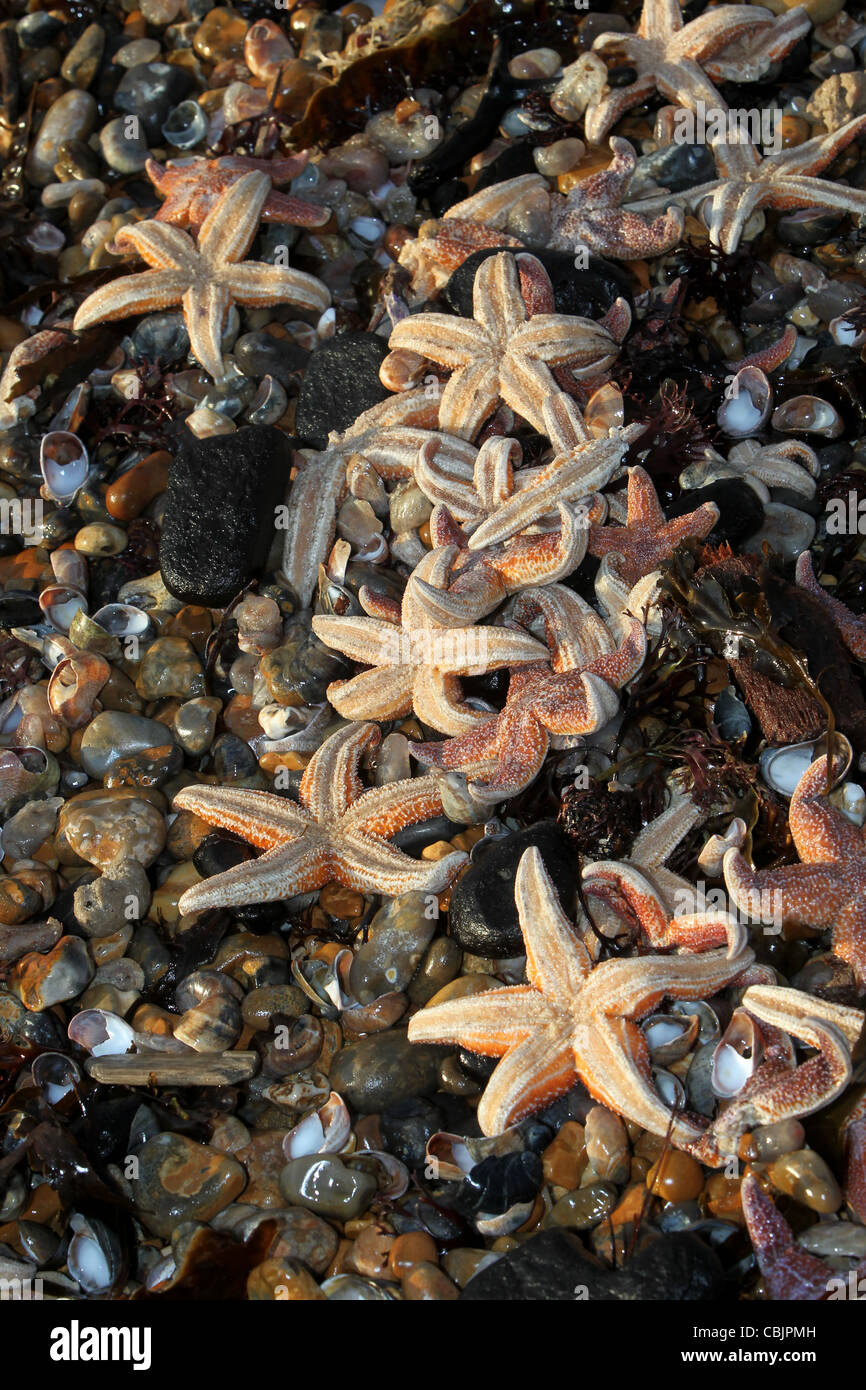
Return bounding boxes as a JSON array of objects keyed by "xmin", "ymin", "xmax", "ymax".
[
  {"xmin": 114, "ymin": 62, "xmax": 195, "ymax": 142},
  {"xmin": 379, "ymin": 1098, "xmax": 442, "ymax": 1170},
  {"xmin": 26, "ymin": 91, "xmax": 98, "ymax": 187},
  {"xmin": 173, "ymin": 697, "xmax": 220, "ymax": 756},
  {"xmin": 279, "ymin": 1156, "xmax": 377, "ymax": 1221},
  {"xmin": 547, "ymin": 1183, "xmax": 618, "ymax": 1230},
  {"xmin": 57, "ymin": 790, "xmax": 166, "ymax": 869},
  {"xmin": 329, "ymin": 1029, "xmax": 442, "ymax": 1113},
  {"xmin": 666, "ymin": 479, "xmax": 764, "ymax": 547},
  {"xmin": 241, "ymin": 984, "xmax": 308, "ymax": 1030},
  {"xmin": 448, "ymin": 821, "xmax": 578, "ymax": 957},
  {"xmin": 9, "ymin": 936, "xmax": 94, "ymax": 1011},
  {"xmin": 348, "ymin": 892, "xmax": 436, "ymax": 1004},
  {"xmin": 73, "ymin": 858, "xmax": 152, "ymax": 937},
  {"xmin": 295, "ymin": 333, "xmax": 390, "ymax": 449},
  {"xmin": 131, "ymin": 1133, "xmax": 246, "ymax": 1237},
  {"xmin": 233, "ymin": 331, "xmax": 309, "ymax": 387},
  {"xmin": 100, "ymin": 116, "xmax": 150, "ymax": 174},
  {"xmin": 81, "ymin": 712, "xmax": 176, "ymax": 779},
  {"xmin": 60, "ymin": 23, "xmax": 105, "ymax": 88},
  {"xmin": 160, "ymin": 426, "xmax": 292, "ymax": 607},
  {"xmin": 460, "ymin": 1229, "xmax": 725, "ymax": 1300},
  {"xmin": 137, "ymin": 636, "xmax": 205, "ymax": 700},
  {"xmin": 635, "ymin": 142, "xmax": 715, "ymax": 192}
]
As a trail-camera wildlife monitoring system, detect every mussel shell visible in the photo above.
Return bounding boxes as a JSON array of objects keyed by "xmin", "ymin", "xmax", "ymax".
[{"xmin": 39, "ymin": 431, "xmax": 89, "ymax": 502}]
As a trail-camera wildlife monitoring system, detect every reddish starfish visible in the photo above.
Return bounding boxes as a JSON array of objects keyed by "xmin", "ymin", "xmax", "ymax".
[
  {"xmin": 410, "ymin": 585, "xmax": 645, "ymax": 802},
  {"xmin": 588, "ymin": 465, "xmax": 719, "ymax": 584},
  {"xmin": 796, "ymin": 551, "xmax": 866, "ymax": 661},
  {"xmin": 146, "ymin": 155, "xmax": 330, "ymax": 234},
  {"xmin": 742, "ymin": 1174, "xmax": 866, "ymax": 1301},
  {"xmin": 724, "ymin": 752, "xmax": 866, "ymax": 990}
]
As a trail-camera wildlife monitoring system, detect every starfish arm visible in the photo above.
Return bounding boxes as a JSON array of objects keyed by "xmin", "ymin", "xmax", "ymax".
[
  {"xmin": 311, "ymin": 614, "xmax": 404, "ymax": 666},
  {"xmin": 584, "ymin": 75, "xmax": 657, "ymax": 145},
  {"xmin": 640, "ymin": 0, "xmax": 682, "ymax": 39},
  {"xmin": 517, "ymin": 846, "xmax": 592, "ymax": 992},
  {"xmin": 415, "ymin": 439, "xmax": 485, "ymax": 518},
  {"xmin": 198, "ymin": 169, "xmax": 271, "ymax": 263},
  {"xmin": 177, "ymin": 834, "xmax": 330, "ymax": 914},
  {"xmin": 338, "ymin": 831, "xmax": 466, "ymax": 895},
  {"xmin": 468, "ymin": 712, "xmax": 551, "ymax": 800},
  {"xmin": 655, "ymin": 57, "xmax": 728, "ymax": 113},
  {"xmin": 795, "ymin": 551, "xmax": 866, "ymax": 660},
  {"xmin": 408, "ymin": 986, "xmax": 545, "ymax": 1051},
  {"xmin": 260, "ymin": 190, "xmax": 331, "ymax": 228},
  {"xmin": 532, "ymin": 671, "xmax": 621, "ymax": 736},
  {"xmin": 474, "ymin": 435, "xmax": 520, "ymax": 510},
  {"xmin": 113, "ymin": 220, "xmax": 199, "ymax": 273},
  {"xmin": 759, "ymin": 175, "xmax": 866, "ymax": 220},
  {"xmin": 472, "ymin": 250, "xmax": 528, "ymax": 337},
  {"xmin": 226, "ymin": 263, "xmax": 330, "ymax": 313},
  {"xmin": 582, "ymin": 860, "xmax": 674, "ymax": 943},
  {"xmin": 324, "ymin": 667, "xmax": 415, "ymax": 722},
  {"xmin": 788, "ymin": 753, "xmax": 866, "ymax": 864},
  {"xmin": 706, "ymin": 179, "xmax": 768, "ymax": 254},
  {"xmin": 510, "ymin": 315, "xmax": 615, "ymax": 370},
  {"xmin": 541, "ymin": 390, "xmax": 592, "ymax": 452},
  {"xmin": 430, "ymin": 623, "xmax": 549, "ymax": 675},
  {"xmin": 488, "ymin": 510, "xmax": 588, "ymax": 592},
  {"xmin": 444, "ymin": 175, "xmax": 549, "ymax": 230},
  {"xmin": 575, "ymin": 1014, "xmax": 706, "ymax": 1147},
  {"xmin": 172, "ymin": 784, "xmax": 313, "ymax": 847},
  {"xmin": 281, "ymin": 449, "xmax": 345, "ymax": 608},
  {"xmin": 388, "ymin": 314, "xmax": 486, "ymax": 368},
  {"xmin": 466, "ymin": 442, "xmax": 622, "ymax": 550},
  {"xmin": 501, "ymin": 585, "xmax": 607, "ymax": 671},
  {"xmin": 582, "ymin": 947, "xmax": 753, "ymax": 1021},
  {"xmin": 437, "ymin": 359, "xmax": 500, "ymax": 440},
  {"xmin": 745, "ymin": 984, "xmax": 864, "ymax": 1052},
  {"xmin": 741, "ymin": 1175, "xmax": 837, "ymax": 1301},
  {"xmin": 766, "ymin": 114, "xmax": 866, "ymax": 178},
  {"xmin": 345, "ymin": 773, "xmax": 451, "ymax": 837},
  {"xmin": 410, "ymin": 712, "xmax": 507, "ymax": 774},
  {"xmin": 412, "ymin": 668, "xmax": 488, "ymax": 736},
  {"xmin": 583, "ymin": 617, "xmax": 646, "ymax": 688},
  {"xmin": 73, "ymin": 271, "xmax": 189, "ymax": 331},
  {"xmin": 299, "ymin": 721, "xmax": 378, "ymax": 820},
  {"xmin": 846, "ymin": 1111, "xmax": 866, "ymax": 1224},
  {"xmin": 411, "ymin": 567, "xmax": 506, "ymax": 626},
  {"xmin": 368, "ymin": 427, "xmax": 475, "ymax": 484},
  {"xmin": 723, "ymin": 851, "xmax": 852, "ymax": 932},
  {"xmin": 632, "ymin": 790, "xmax": 703, "ymax": 871},
  {"xmin": 183, "ymin": 281, "xmax": 231, "ymax": 380},
  {"xmin": 476, "ymin": 1027, "xmax": 579, "ymax": 1134},
  {"xmin": 669, "ymin": 7, "xmax": 781, "ymax": 60},
  {"xmin": 340, "ymin": 388, "xmax": 441, "ymax": 440}
]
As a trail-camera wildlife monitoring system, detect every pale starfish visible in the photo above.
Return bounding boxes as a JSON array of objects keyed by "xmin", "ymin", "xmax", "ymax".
[
  {"xmin": 588, "ymin": 464, "xmax": 719, "ymax": 584},
  {"xmin": 73, "ymin": 172, "xmax": 330, "ymax": 381},
  {"xmin": 627, "ymin": 117, "xmax": 866, "ymax": 254},
  {"xmin": 795, "ymin": 551, "xmax": 866, "ymax": 661},
  {"xmin": 680, "ymin": 439, "xmax": 819, "ymax": 502},
  {"xmin": 742, "ymin": 1173, "xmax": 866, "ymax": 1301},
  {"xmin": 466, "ymin": 391, "xmax": 643, "ymax": 551},
  {"xmin": 585, "ymin": 0, "xmax": 811, "ymax": 145},
  {"xmin": 691, "ymin": 985, "xmax": 863, "ymax": 1164},
  {"xmin": 310, "ymin": 547, "xmax": 548, "ymax": 735},
  {"xmin": 145, "ymin": 155, "xmax": 329, "ymax": 233},
  {"xmin": 724, "ymin": 751, "xmax": 866, "ymax": 990},
  {"xmin": 407, "ymin": 844, "xmax": 755, "ymax": 1139},
  {"xmin": 410, "ymin": 585, "xmax": 645, "ymax": 801},
  {"xmin": 550, "ymin": 138, "xmax": 685, "ymax": 259},
  {"xmin": 174, "ymin": 722, "xmax": 467, "ymax": 912},
  {"xmin": 385, "ymin": 251, "xmax": 628, "ymax": 440},
  {"xmin": 281, "ymin": 389, "xmax": 477, "ymax": 608}
]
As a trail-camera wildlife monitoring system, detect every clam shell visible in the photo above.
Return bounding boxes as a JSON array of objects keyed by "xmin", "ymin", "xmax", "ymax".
[
  {"xmin": 717, "ymin": 367, "xmax": 771, "ymax": 436},
  {"xmin": 39, "ymin": 431, "xmax": 89, "ymax": 502}
]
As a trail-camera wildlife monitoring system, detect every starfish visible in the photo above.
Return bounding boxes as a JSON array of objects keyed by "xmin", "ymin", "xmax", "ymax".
[
  {"xmin": 310, "ymin": 547, "xmax": 549, "ymax": 735},
  {"xmin": 145, "ymin": 155, "xmax": 330, "ymax": 234},
  {"xmin": 724, "ymin": 751, "xmax": 866, "ymax": 990},
  {"xmin": 742, "ymin": 1174, "xmax": 866, "ymax": 1301},
  {"xmin": 173, "ymin": 721, "xmax": 468, "ymax": 912},
  {"xmin": 407, "ymin": 844, "xmax": 755, "ymax": 1139},
  {"xmin": 72, "ymin": 172, "xmax": 330, "ymax": 381},
  {"xmin": 466, "ymin": 391, "xmax": 643, "ymax": 552},
  {"xmin": 585, "ymin": 0, "xmax": 811, "ymax": 145},
  {"xmin": 550, "ymin": 138, "xmax": 685, "ymax": 259},
  {"xmin": 680, "ymin": 439, "xmax": 819, "ymax": 502},
  {"xmin": 409, "ymin": 585, "xmax": 646, "ymax": 801},
  {"xmin": 281, "ymin": 389, "xmax": 477, "ymax": 608},
  {"xmin": 588, "ymin": 464, "xmax": 719, "ymax": 584},
  {"xmin": 385, "ymin": 251, "xmax": 628, "ymax": 440},
  {"xmin": 690, "ymin": 984, "xmax": 863, "ymax": 1164},
  {"xmin": 795, "ymin": 551, "xmax": 866, "ymax": 661},
  {"xmin": 627, "ymin": 116, "xmax": 866, "ymax": 254}
]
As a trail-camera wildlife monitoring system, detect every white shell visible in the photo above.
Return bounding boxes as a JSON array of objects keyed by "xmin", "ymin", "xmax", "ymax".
[{"xmin": 39, "ymin": 431, "xmax": 89, "ymax": 502}]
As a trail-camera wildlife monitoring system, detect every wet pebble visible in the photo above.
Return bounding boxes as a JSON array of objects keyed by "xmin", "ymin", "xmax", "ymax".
[
  {"xmin": 279, "ymin": 1155, "xmax": 377, "ymax": 1221},
  {"xmin": 448, "ymin": 821, "xmax": 577, "ymax": 957},
  {"xmin": 81, "ymin": 712, "xmax": 177, "ymax": 780},
  {"xmin": 132, "ymin": 1134, "xmax": 246, "ymax": 1237},
  {"xmin": 330, "ymin": 1029, "xmax": 442, "ymax": 1112},
  {"xmin": 114, "ymin": 62, "xmax": 195, "ymax": 142}
]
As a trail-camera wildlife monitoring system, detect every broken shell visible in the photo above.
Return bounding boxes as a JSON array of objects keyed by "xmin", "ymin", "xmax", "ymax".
[
  {"xmin": 0, "ymin": 747, "xmax": 60, "ymax": 812},
  {"xmin": 642, "ymin": 1012, "xmax": 699, "ymax": 1066},
  {"xmin": 47, "ymin": 652, "xmax": 111, "ymax": 728},
  {"xmin": 424, "ymin": 1131, "xmax": 478, "ymax": 1181},
  {"xmin": 712, "ymin": 1008, "xmax": 763, "ymax": 1098},
  {"xmin": 283, "ymin": 1091, "xmax": 352, "ymax": 1159},
  {"xmin": 345, "ymin": 1149, "xmax": 409, "ymax": 1199},
  {"xmin": 67, "ymin": 1212, "xmax": 123, "ymax": 1295},
  {"xmin": 670, "ymin": 999, "xmax": 721, "ymax": 1045},
  {"xmin": 760, "ymin": 733, "xmax": 852, "ymax": 797},
  {"xmin": 173, "ymin": 993, "xmax": 242, "ymax": 1052},
  {"xmin": 828, "ymin": 780, "xmax": 866, "ymax": 826},
  {"xmin": 67, "ymin": 1008, "xmax": 136, "ymax": 1057},
  {"xmin": 31, "ymin": 1050, "xmax": 81, "ymax": 1103},
  {"xmin": 717, "ymin": 367, "xmax": 771, "ymax": 436},
  {"xmin": 67, "ymin": 609, "xmax": 121, "ymax": 660},
  {"xmin": 771, "ymin": 394, "xmax": 843, "ymax": 438},
  {"xmin": 291, "ymin": 950, "xmax": 353, "ymax": 1019},
  {"xmin": 38, "ymin": 585, "xmax": 88, "ymax": 633},
  {"xmin": 743, "ymin": 500, "xmax": 815, "ymax": 561},
  {"xmin": 51, "ymin": 548, "xmax": 87, "ymax": 592},
  {"xmin": 91, "ymin": 602, "xmax": 155, "ymax": 645},
  {"xmin": 829, "ymin": 315, "xmax": 866, "ymax": 349},
  {"xmin": 39, "ymin": 431, "xmax": 89, "ymax": 502},
  {"xmin": 584, "ymin": 381, "xmax": 624, "ymax": 436},
  {"xmin": 174, "ymin": 968, "xmax": 243, "ymax": 1011}
]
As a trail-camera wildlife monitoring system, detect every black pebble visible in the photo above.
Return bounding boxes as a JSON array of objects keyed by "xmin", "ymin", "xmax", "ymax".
[
  {"xmin": 0, "ymin": 592, "xmax": 38, "ymax": 628},
  {"xmin": 159, "ymin": 425, "xmax": 292, "ymax": 607},
  {"xmin": 448, "ymin": 820, "xmax": 578, "ymax": 957},
  {"xmin": 473, "ymin": 140, "xmax": 538, "ymax": 193},
  {"xmin": 667, "ymin": 478, "xmax": 764, "ymax": 547},
  {"xmin": 380, "ymin": 1097, "xmax": 442, "ymax": 1170},
  {"xmin": 460, "ymin": 1229, "xmax": 726, "ymax": 1300},
  {"xmin": 457, "ymin": 1151, "xmax": 543, "ymax": 1216},
  {"xmin": 114, "ymin": 63, "xmax": 195, "ymax": 143},
  {"xmin": 635, "ymin": 142, "xmax": 716, "ymax": 193},
  {"xmin": 193, "ymin": 831, "xmax": 256, "ymax": 879},
  {"xmin": 442, "ymin": 247, "xmax": 632, "ymax": 321},
  {"xmin": 428, "ymin": 179, "xmax": 469, "ymax": 218},
  {"xmin": 295, "ymin": 331, "xmax": 390, "ymax": 449}
]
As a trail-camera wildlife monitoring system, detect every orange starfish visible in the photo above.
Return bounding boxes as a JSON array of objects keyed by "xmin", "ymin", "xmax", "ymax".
[
  {"xmin": 146, "ymin": 155, "xmax": 330, "ymax": 233},
  {"xmin": 588, "ymin": 464, "xmax": 719, "ymax": 584}
]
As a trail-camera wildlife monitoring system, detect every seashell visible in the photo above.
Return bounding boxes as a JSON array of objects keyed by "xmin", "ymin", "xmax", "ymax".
[
  {"xmin": 67, "ymin": 1213, "xmax": 123, "ymax": 1295},
  {"xmin": 38, "ymin": 585, "xmax": 87, "ymax": 633},
  {"xmin": 712, "ymin": 1008, "xmax": 763, "ymax": 1098},
  {"xmin": 39, "ymin": 431, "xmax": 89, "ymax": 502},
  {"xmin": 31, "ymin": 1050, "xmax": 81, "ymax": 1103},
  {"xmin": 771, "ymin": 394, "xmax": 843, "ymax": 438},
  {"xmin": 341, "ymin": 990, "xmax": 408, "ymax": 1036},
  {"xmin": 760, "ymin": 732, "xmax": 852, "ymax": 797},
  {"xmin": 117, "ymin": 571, "xmax": 183, "ymax": 614},
  {"xmin": 670, "ymin": 999, "xmax": 720, "ymax": 1045},
  {"xmin": 642, "ymin": 1012, "xmax": 699, "ymax": 1066},
  {"xmin": 345, "ymin": 1149, "xmax": 409, "ymax": 1200},
  {"xmin": 712, "ymin": 685, "xmax": 751, "ymax": 743},
  {"xmin": 235, "ymin": 594, "xmax": 282, "ymax": 655},
  {"xmin": 653, "ymin": 1067, "xmax": 686, "ymax": 1110},
  {"xmin": 174, "ymin": 967, "xmax": 243, "ymax": 1012},
  {"xmin": 50, "ymin": 548, "xmax": 87, "ymax": 592},
  {"xmin": 162, "ymin": 100, "xmax": 208, "ymax": 149},
  {"xmin": 717, "ymin": 367, "xmax": 771, "ymax": 436},
  {"xmin": 47, "ymin": 652, "xmax": 110, "ymax": 728},
  {"xmin": 743, "ymin": 500, "xmax": 814, "ymax": 561},
  {"xmin": 67, "ymin": 1008, "xmax": 135, "ymax": 1057},
  {"xmin": 291, "ymin": 950, "xmax": 353, "ymax": 1019},
  {"xmin": 319, "ymin": 1274, "xmax": 396, "ymax": 1301},
  {"xmin": 283, "ymin": 1091, "xmax": 352, "ymax": 1159},
  {"xmin": 354, "ymin": 533, "xmax": 389, "ymax": 565},
  {"xmin": 828, "ymin": 780, "xmax": 866, "ymax": 827},
  {"xmin": 246, "ymin": 373, "xmax": 288, "ymax": 427},
  {"xmin": 91, "ymin": 602, "xmax": 155, "ymax": 647},
  {"xmin": 584, "ymin": 381, "xmax": 624, "ymax": 436},
  {"xmin": 49, "ymin": 385, "xmax": 90, "ymax": 438},
  {"xmin": 67, "ymin": 608, "xmax": 121, "ymax": 660},
  {"xmin": 173, "ymin": 993, "xmax": 242, "ymax": 1052},
  {"xmin": 0, "ymin": 746, "xmax": 60, "ymax": 812}
]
